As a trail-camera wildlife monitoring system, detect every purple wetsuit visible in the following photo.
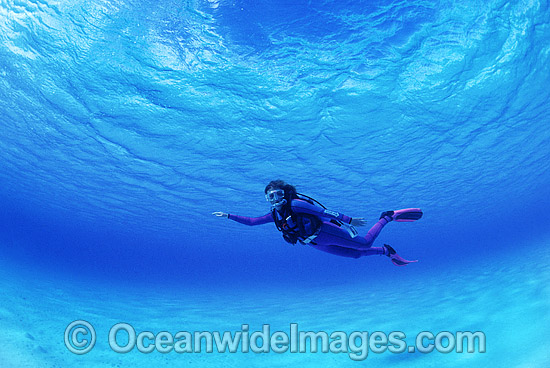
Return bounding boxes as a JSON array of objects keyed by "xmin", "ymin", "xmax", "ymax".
[{"xmin": 228, "ymin": 199, "xmax": 389, "ymax": 258}]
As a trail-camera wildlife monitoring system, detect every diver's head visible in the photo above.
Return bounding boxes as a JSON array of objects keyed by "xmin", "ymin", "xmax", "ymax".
[{"xmin": 265, "ymin": 180, "xmax": 296, "ymax": 210}]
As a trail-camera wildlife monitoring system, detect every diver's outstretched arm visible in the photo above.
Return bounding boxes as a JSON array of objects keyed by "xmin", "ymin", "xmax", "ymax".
[{"xmin": 212, "ymin": 212, "xmax": 274, "ymax": 226}]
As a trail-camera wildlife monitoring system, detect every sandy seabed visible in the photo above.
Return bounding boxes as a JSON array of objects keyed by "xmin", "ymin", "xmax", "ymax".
[{"xmin": 0, "ymin": 242, "xmax": 548, "ymax": 368}]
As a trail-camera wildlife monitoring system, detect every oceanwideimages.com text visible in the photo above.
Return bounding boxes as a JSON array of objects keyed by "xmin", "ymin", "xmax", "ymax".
[{"xmin": 65, "ymin": 321, "xmax": 486, "ymax": 361}]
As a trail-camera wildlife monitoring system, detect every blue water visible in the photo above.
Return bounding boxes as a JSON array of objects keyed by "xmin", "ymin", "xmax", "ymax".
[{"xmin": 1, "ymin": 0, "xmax": 549, "ymax": 366}]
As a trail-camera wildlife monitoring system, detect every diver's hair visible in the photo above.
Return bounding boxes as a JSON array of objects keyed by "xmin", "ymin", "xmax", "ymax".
[{"xmin": 265, "ymin": 180, "xmax": 297, "ymax": 203}]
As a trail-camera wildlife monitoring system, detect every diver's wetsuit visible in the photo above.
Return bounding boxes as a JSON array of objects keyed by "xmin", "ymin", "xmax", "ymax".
[{"xmin": 228, "ymin": 199, "xmax": 389, "ymax": 259}]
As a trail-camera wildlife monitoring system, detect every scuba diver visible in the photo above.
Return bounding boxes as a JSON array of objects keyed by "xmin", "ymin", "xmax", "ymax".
[{"xmin": 212, "ymin": 180, "xmax": 422, "ymax": 266}]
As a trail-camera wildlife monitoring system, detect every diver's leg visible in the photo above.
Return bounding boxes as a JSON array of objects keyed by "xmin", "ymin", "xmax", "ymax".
[
  {"xmin": 313, "ymin": 221, "xmax": 386, "ymax": 252},
  {"xmin": 310, "ymin": 241, "xmax": 416, "ymax": 264},
  {"xmin": 362, "ymin": 209, "xmax": 424, "ymax": 245},
  {"xmin": 364, "ymin": 217, "xmax": 390, "ymax": 246},
  {"xmin": 315, "ymin": 221, "xmax": 369, "ymax": 249},
  {"xmin": 310, "ymin": 221, "xmax": 416, "ymax": 264},
  {"xmin": 314, "ymin": 217, "xmax": 391, "ymax": 248}
]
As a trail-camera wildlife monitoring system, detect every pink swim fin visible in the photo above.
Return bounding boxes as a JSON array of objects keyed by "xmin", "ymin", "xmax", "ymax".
[
  {"xmin": 380, "ymin": 208, "xmax": 423, "ymax": 222},
  {"xmin": 383, "ymin": 244, "xmax": 418, "ymax": 266}
]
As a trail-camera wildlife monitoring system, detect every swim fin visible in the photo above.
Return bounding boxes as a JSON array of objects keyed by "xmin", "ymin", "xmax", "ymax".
[
  {"xmin": 380, "ymin": 208, "xmax": 423, "ymax": 222},
  {"xmin": 384, "ymin": 244, "xmax": 418, "ymax": 266}
]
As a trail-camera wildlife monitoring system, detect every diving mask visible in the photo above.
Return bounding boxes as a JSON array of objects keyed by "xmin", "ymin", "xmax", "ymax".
[{"xmin": 265, "ymin": 189, "xmax": 286, "ymax": 208}]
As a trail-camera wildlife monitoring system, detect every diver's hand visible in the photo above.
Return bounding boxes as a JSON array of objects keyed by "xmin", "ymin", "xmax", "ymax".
[
  {"xmin": 212, "ymin": 211, "xmax": 229, "ymax": 218},
  {"xmin": 351, "ymin": 217, "xmax": 367, "ymax": 226}
]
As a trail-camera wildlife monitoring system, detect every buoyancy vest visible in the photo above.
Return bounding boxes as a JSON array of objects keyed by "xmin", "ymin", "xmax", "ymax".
[{"xmin": 271, "ymin": 193, "xmax": 323, "ymax": 245}]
